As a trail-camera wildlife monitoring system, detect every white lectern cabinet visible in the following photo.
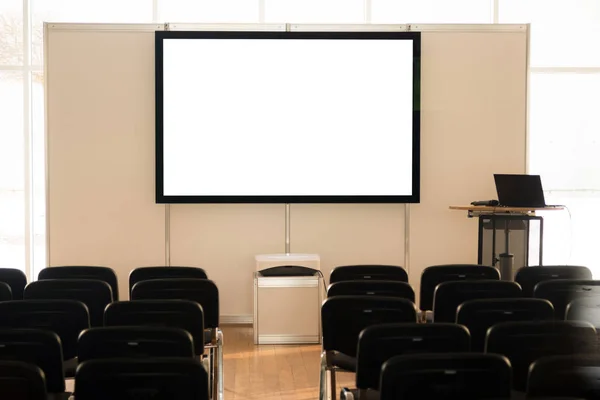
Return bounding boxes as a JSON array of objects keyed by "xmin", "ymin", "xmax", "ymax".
[{"xmin": 253, "ymin": 254, "xmax": 323, "ymax": 345}]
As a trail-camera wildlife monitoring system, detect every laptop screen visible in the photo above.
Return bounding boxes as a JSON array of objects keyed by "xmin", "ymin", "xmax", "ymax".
[{"xmin": 493, "ymin": 174, "xmax": 547, "ymax": 207}]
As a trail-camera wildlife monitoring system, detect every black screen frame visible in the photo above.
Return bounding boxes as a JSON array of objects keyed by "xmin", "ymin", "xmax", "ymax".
[{"xmin": 155, "ymin": 30, "xmax": 421, "ymax": 204}]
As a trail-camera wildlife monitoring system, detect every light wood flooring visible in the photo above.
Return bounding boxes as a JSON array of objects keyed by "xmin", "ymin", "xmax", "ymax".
[{"xmin": 222, "ymin": 324, "xmax": 352, "ymax": 400}]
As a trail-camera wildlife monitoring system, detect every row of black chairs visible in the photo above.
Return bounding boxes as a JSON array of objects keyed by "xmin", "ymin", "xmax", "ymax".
[
  {"xmin": 327, "ymin": 271, "xmax": 600, "ymax": 326},
  {"xmin": 353, "ymin": 350, "xmax": 596, "ymax": 400},
  {"xmin": 353, "ymin": 326, "xmax": 600, "ymax": 400},
  {"xmin": 328, "ymin": 263, "xmax": 593, "ymax": 311},
  {"xmin": 0, "ymin": 265, "xmax": 209, "ymax": 302},
  {"xmin": 0, "ymin": 325, "xmax": 211, "ymax": 399}
]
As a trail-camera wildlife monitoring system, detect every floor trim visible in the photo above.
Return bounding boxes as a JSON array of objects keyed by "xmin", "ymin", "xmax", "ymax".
[{"xmin": 221, "ymin": 314, "xmax": 253, "ymax": 324}]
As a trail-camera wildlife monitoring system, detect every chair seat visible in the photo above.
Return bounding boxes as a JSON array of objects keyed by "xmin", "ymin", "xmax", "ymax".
[
  {"xmin": 63, "ymin": 357, "xmax": 78, "ymax": 378},
  {"xmin": 330, "ymin": 352, "xmax": 357, "ymax": 372}
]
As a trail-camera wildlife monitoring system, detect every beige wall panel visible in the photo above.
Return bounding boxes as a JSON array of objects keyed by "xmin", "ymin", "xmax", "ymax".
[
  {"xmin": 169, "ymin": 204, "xmax": 284, "ymax": 316},
  {"xmin": 408, "ymin": 30, "xmax": 528, "ymax": 305},
  {"xmin": 46, "ymin": 27, "xmax": 166, "ymax": 300},
  {"xmin": 290, "ymin": 204, "xmax": 406, "ymax": 284}
]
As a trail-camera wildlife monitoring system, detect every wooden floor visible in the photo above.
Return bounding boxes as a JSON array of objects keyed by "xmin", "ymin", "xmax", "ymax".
[{"xmin": 222, "ymin": 324, "xmax": 352, "ymax": 400}]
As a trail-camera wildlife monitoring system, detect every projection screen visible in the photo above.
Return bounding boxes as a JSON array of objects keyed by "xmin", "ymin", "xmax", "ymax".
[{"xmin": 155, "ymin": 31, "xmax": 420, "ymax": 203}]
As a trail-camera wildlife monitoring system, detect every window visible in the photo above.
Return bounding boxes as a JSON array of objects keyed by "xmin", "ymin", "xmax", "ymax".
[
  {"xmin": 500, "ymin": 0, "xmax": 600, "ymax": 275},
  {"xmin": 500, "ymin": 0, "xmax": 600, "ymax": 67},
  {"xmin": 158, "ymin": 0, "xmax": 259, "ymax": 23},
  {"xmin": 371, "ymin": 0, "xmax": 494, "ymax": 23},
  {"xmin": 264, "ymin": 0, "xmax": 365, "ymax": 24},
  {"xmin": 0, "ymin": 71, "xmax": 25, "ymax": 270}
]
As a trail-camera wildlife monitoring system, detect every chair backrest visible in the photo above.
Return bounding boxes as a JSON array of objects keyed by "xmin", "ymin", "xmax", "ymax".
[
  {"xmin": 527, "ymin": 354, "xmax": 600, "ymax": 399},
  {"xmin": 0, "ymin": 281, "xmax": 11, "ymax": 301},
  {"xmin": 456, "ymin": 298, "xmax": 554, "ymax": 352},
  {"xmin": 327, "ymin": 280, "xmax": 415, "ymax": 302},
  {"xmin": 129, "ymin": 266, "xmax": 208, "ymax": 294},
  {"xmin": 329, "ymin": 265, "xmax": 408, "ymax": 284},
  {"xmin": 0, "ymin": 360, "xmax": 48, "ymax": 400},
  {"xmin": 534, "ymin": 279, "xmax": 600, "ymax": 319},
  {"xmin": 420, "ymin": 265, "xmax": 499, "ymax": 311},
  {"xmin": 379, "ymin": 353, "xmax": 512, "ymax": 400},
  {"xmin": 131, "ymin": 278, "xmax": 219, "ymax": 329},
  {"xmin": 78, "ymin": 326, "xmax": 195, "ymax": 362},
  {"xmin": 39, "ymin": 266, "xmax": 120, "ymax": 301},
  {"xmin": 0, "ymin": 300, "xmax": 90, "ymax": 360},
  {"xmin": 0, "ymin": 329, "xmax": 65, "ymax": 393},
  {"xmin": 515, "ymin": 265, "xmax": 592, "ymax": 297},
  {"xmin": 321, "ymin": 295, "xmax": 417, "ymax": 357},
  {"xmin": 24, "ymin": 279, "xmax": 113, "ymax": 327},
  {"xmin": 566, "ymin": 297, "xmax": 600, "ymax": 329},
  {"xmin": 74, "ymin": 358, "xmax": 209, "ymax": 400},
  {"xmin": 356, "ymin": 323, "xmax": 470, "ymax": 391},
  {"xmin": 0, "ymin": 268, "xmax": 27, "ymax": 299},
  {"xmin": 433, "ymin": 280, "xmax": 521, "ymax": 323},
  {"xmin": 104, "ymin": 300, "xmax": 205, "ymax": 356},
  {"xmin": 485, "ymin": 320, "xmax": 597, "ymax": 391}
]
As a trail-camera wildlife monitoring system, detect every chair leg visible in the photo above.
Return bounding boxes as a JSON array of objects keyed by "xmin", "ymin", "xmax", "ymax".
[
  {"xmin": 319, "ymin": 352, "xmax": 327, "ymax": 400},
  {"xmin": 331, "ymin": 368, "xmax": 337, "ymax": 400},
  {"xmin": 207, "ymin": 348, "xmax": 215, "ymax": 400},
  {"xmin": 217, "ymin": 329, "xmax": 224, "ymax": 400},
  {"xmin": 212, "ymin": 348, "xmax": 219, "ymax": 400}
]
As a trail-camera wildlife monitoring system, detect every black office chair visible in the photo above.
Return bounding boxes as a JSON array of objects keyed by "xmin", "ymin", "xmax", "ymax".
[
  {"xmin": 78, "ymin": 326, "xmax": 195, "ymax": 362},
  {"xmin": 527, "ymin": 354, "xmax": 600, "ymax": 399},
  {"xmin": 24, "ymin": 279, "xmax": 113, "ymax": 328},
  {"xmin": 433, "ymin": 280, "xmax": 521, "ymax": 323},
  {"xmin": 320, "ymin": 295, "xmax": 417, "ymax": 400},
  {"xmin": 74, "ymin": 358, "xmax": 209, "ymax": 400},
  {"xmin": 420, "ymin": 264, "xmax": 499, "ymax": 312},
  {"xmin": 39, "ymin": 265, "xmax": 120, "ymax": 301},
  {"xmin": 341, "ymin": 323, "xmax": 470, "ymax": 400},
  {"xmin": 0, "ymin": 281, "xmax": 11, "ymax": 301},
  {"xmin": 327, "ymin": 280, "xmax": 415, "ymax": 302},
  {"xmin": 104, "ymin": 300, "xmax": 204, "ymax": 356},
  {"xmin": 0, "ymin": 267, "xmax": 27, "ymax": 299},
  {"xmin": 0, "ymin": 329, "xmax": 69, "ymax": 399},
  {"xmin": 129, "ymin": 266, "xmax": 208, "ymax": 294},
  {"xmin": 130, "ymin": 278, "xmax": 221, "ymax": 400},
  {"xmin": 515, "ymin": 265, "xmax": 592, "ymax": 297},
  {"xmin": 534, "ymin": 279, "xmax": 600, "ymax": 319},
  {"xmin": 456, "ymin": 298, "xmax": 554, "ymax": 352},
  {"xmin": 0, "ymin": 300, "xmax": 90, "ymax": 366},
  {"xmin": 0, "ymin": 360, "xmax": 47, "ymax": 400},
  {"xmin": 379, "ymin": 353, "xmax": 512, "ymax": 400},
  {"xmin": 329, "ymin": 265, "xmax": 408, "ymax": 284},
  {"xmin": 485, "ymin": 320, "xmax": 597, "ymax": 392}
]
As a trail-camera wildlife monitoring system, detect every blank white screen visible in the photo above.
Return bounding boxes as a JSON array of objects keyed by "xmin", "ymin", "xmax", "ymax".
[{"xmin": 162, "ymin": 37, "xmax": 414, "ymax": 197}]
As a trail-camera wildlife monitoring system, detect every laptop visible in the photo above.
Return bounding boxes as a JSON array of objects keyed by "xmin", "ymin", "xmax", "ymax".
[{"xmin": 493, "ymin": 174, "xmax": 548, "ymax": 207}]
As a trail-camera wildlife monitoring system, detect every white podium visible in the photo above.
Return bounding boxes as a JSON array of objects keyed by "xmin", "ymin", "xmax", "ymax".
[{"xmin": 253, "ymin": 253, "xmax": 323, "ymax": 345}]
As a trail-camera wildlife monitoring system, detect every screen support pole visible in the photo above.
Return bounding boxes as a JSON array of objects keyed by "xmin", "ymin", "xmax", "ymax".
[{"xmin": 285, "ymin": 203, "xmax": 291, "ymax": 254}]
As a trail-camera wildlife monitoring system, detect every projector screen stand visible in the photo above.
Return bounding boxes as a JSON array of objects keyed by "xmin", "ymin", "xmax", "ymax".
[{"xmin": 285, "ymin": 203, "xmax": 291, "ymax": 254}]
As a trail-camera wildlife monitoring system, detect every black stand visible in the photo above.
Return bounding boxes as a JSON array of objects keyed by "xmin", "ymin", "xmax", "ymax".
[{"xmin": 476, "ymin": 214, "xmax": 544, "ymax": 281}]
